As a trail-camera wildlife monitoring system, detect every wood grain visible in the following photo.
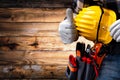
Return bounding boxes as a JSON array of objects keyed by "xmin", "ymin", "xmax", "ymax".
[
  {"xmin": 0, "ymin": 0, "xmax": 73, "ymax": 8},
  {"xmin": 0, "ymin": 65, "xmax": 67, "ymax": 79},
  {"xmin": 0, "ymin": 51, "xmax": 75, "ymax": 65},
  {"xmin": 0, "ymin": 51, "xmax": 74, "ymax": 79},
  {"xmin": 0, "ymin": 8, "xmax": 66, "ymax": 22},
  {"xmin": 0, "ymin": 36, "xmax": 77, "ymax": 51},
  {"xmin": 0, "ymin": 22, "xmax": 59, "ymax": 31}
]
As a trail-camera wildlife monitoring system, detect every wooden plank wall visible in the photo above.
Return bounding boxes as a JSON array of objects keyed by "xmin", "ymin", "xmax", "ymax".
[{"xmin": 0, "ymin": 0, "xmax": 94, "ymax": 79}]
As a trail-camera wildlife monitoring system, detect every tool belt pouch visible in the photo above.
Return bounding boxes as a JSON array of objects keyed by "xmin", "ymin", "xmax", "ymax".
[
  {"xmin": 66, "ymin": 66, "xmax": 77, "ymax": 80},
  {"xmin": 65, "ymin": 42, "xmax": 106, "ymax": 80},
  {"xmin": 84, "ymin": 59, "xmax": 96, "ymax": 80},
  {"xmin": 65, "ymin": 55, "xmax": 77, "ymax": 80},
  {"xmin": 76, "ymin": 57, "xmax": 86, "ymax": 80}
]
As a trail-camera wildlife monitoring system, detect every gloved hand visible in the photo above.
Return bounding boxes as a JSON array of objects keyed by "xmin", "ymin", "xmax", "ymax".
[
  {"xmin": 58, "ymin": 8, "xmax": 79, "ymax": 44},
  {"xmin": 109, "ymin": 19, "xmax": 120, "ymax": 42}
]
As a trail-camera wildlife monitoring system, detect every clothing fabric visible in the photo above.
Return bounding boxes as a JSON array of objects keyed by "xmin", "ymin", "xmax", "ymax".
[
  {"xmin": 97, "ymin": 40, "xmax": 120, "ymax": 80},
  {"xmin": 97, "ymin": 52, "xmax": 120, "ymax": 80}
]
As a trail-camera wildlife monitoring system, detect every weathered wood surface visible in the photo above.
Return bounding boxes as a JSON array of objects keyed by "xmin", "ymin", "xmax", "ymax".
[
  {"xmin": 0, "ymin": 8, "xmax": 66, "ymax": 22},
  {"xmin": 0, "ymin": 22, "xmax": 59, "ymax": 31},
  {"xmin": 0, "ymin": 65, "xmax": 68, "ymax": 79},
  {"xmin": 0, "ymin": 0, "xmax": 73, "ymax": 8},
  {"xmin": 0, "ymin": 36, "xmax": 76, "ymax": 51},
  {"xmin": 0, "ymin": 51, "xmax": 74, "ymax": 79},
  {"xmin": 0, "ymin": 51, "xmax": 73, "ymax": 65}
]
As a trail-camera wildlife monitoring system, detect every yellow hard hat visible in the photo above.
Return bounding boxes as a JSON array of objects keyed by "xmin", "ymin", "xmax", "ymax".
[{"xmin": 74, "ymin": 6, "xmax": 116, "ymax": 44}]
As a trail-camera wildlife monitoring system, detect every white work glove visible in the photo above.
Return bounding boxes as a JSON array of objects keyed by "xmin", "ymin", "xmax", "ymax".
[
  {"xmin": 109, "ymin": 19, "xmax": 120, "ymax": 42},
  {"xmin": 59, "ymin": 8, "xmax": 78, "ymax": 44}
]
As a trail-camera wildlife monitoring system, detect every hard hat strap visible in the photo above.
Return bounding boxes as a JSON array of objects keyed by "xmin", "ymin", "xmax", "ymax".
[{"xmin": 95, "ymin": 6, "xmax": 104, "ymax": 43}]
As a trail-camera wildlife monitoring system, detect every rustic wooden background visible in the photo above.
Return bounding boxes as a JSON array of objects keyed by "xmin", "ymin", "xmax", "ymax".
[{"xmin": 0, "ymin": 0, "xmax": 93, "ymax": 79}]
